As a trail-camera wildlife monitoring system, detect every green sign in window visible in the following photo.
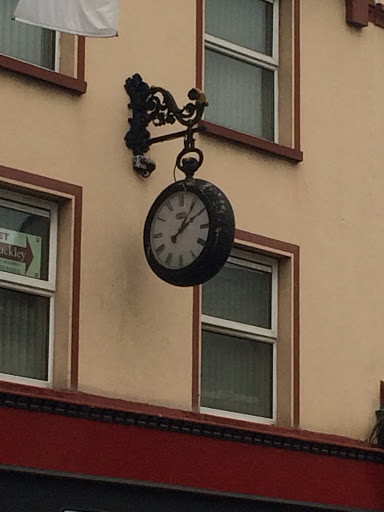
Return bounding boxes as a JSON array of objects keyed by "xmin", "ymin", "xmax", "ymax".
[
  {"xmin": 0, "ymin": 228, "xmax": 42, "ymax": 279},
  {"xmin": 0, "ymin": 203, "xmax": 50, "ymax": 281}
]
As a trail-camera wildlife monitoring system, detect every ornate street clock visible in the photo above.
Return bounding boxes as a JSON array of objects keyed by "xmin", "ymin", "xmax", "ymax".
[
  {"xmin": 144, "ymin": 178, "xmax": 234, "ymax": 286},
  {"xmin": 125, "ymin": 74, "xmax": 235, "ymax": 287}
]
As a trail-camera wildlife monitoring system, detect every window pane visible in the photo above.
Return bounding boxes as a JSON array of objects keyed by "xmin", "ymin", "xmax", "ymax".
[
  {"xmin": 206, "ymin": 0, "xmax": 273, "ymax": 56},
  {"xmin": 0, "ymin": 204, "xmax": 50, "ymax": 281},
  {"xmin": 0, "ymin": 287, "xmax": 50, "ymax": 381},
  {"xmin": 0, "ymin": 0, "xmax": 55, "ymax": 69},
  {"xmin": 201, "ymin": 330, "xmax": 273, "ymax": 418},
  {"xmin": 203, "ymin": 261, "xmax": 272, "ymax": 329},
  {"xmin": 205, "ymin": 50, "xmax": 275, "ymax": 141}
]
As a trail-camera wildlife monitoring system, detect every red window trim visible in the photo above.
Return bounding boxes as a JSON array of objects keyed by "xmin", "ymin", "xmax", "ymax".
[
  {"xmin": 346, "ymin": 0, "xmax": 369, "ymax": 26},
  {"xmin": 0, "ymin": 36, "xmax": 87, "ymax": 94},
  {"xmin": 369, "ymin": 0, "xmax": 384, "ymax": 27},
  {"xmin": 0, "ymin": 164, "xmax": 83, "ymax": 390},
  {"xmin": 192, "ymin": 229, "xmax": 301, "ymax": 428},
  {"xmin": 346, "ymin": 0, "xmax": 384, "ymax": 29},
  {"xmin": 196, "ymin": 0, "xmax": 302, "ymax": 163},
  {"xmin": 201, "ymin": 121, "xmax": 303, "ymax": 162}
]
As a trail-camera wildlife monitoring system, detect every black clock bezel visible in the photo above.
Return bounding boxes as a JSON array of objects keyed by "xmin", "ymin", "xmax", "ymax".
[{"xmin": 144, "ymin": 178, "xmax": 235, "ymax": 286}]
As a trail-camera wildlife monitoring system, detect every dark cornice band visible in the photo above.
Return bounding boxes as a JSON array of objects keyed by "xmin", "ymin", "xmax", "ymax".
[{"xmin": 1, "ymin": 391, "xmax": 383, "ymax": 465}]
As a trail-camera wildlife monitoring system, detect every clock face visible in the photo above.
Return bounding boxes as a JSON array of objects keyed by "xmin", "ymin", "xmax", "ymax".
[
  {"xmin": 149, "ymin": 190, "xmax": 210, "ymax": 269},
  {"xmin": 144, "ymin": 179, "xmax": 235, "ymax": 287}
]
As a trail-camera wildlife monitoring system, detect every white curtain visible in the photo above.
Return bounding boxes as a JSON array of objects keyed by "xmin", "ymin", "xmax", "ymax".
[
  {"xmin": 0, "ymin": 288, "xmax": 49, "ymax": 380},
  {"xmin": 205, "ymin": 50, "xmax": 275, "ymax": 140},
  {"xmin": 203, "ymin": 262, "xmax": 272, "ymax": 328},
  {"xmin": 206, "ymin": 0, "xmax": 273, "ymax": 56},
  {"xmin": 201, "ymin": 330, "xmax": 273, "ymax": 417},
  {"xmin": 204, "ymin": 0, "xmax": 275, "ymax": 140}
]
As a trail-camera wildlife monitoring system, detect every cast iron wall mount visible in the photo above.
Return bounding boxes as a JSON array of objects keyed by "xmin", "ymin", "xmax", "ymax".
[{"xmin": 124, "ymin": 73, "xmax": 208, "ymax": 178}]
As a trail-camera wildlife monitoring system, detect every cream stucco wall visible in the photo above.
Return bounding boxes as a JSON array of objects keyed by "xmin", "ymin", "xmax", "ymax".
[{"xmin": 1, "ymin": 0, "xmax": 384, "ymax": 440}]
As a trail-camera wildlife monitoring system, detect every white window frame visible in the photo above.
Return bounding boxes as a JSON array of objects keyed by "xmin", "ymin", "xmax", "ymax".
[
  {"xmin": 204, "ymin": 0, "xmax": 280, "ymax": 142},
  {"xmin": 54, "ymin": 32, "xmax": 61, "ymax": 72},
  {"xmin": 0, "ymin": 189, "xmax": 58, "ymax": 386},
  {"xmin": 201, "ymin": 248, "xmax": 278, "ymax": 424}
]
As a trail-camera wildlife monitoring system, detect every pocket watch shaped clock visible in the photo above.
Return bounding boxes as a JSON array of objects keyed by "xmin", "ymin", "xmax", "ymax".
[{"xmin": 144, "ymin": 178, "xmax": 235, "ymax": 286}]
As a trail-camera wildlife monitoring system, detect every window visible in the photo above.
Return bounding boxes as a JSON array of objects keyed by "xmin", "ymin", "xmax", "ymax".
[
  {"xmin": 205, "ymin": 0, "xmax": 279, "ymax": 142},
  {"xmin": 193, "ymin": 232, "xmax": 299, "ymax": 427},
  {"xmin": 0, "ymin": 0, "xmax": 57, "ymax": 70},
  {"xmin": 201, "ymin": 248, "xmax": 278, "ymax": 422},
  {"xmin": 198, "ymin": 0, "xmax": 302, "ymax": 161},
  {"xmin": 0, "ymin": 0, "xmax": 86, "ymax": 93},
  {"xmin": 0, "ymin": 189, "xmax": 57, "ymax": 384}
]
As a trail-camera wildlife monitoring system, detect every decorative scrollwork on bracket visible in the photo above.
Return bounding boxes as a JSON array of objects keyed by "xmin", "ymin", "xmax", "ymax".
[
  {"xmin": 147, "ymin": 86, "xmax": 207, "ymax": 129},
  {"xmin": 124, "ymin": 73, "xmax": 208, "ymax": 177}
]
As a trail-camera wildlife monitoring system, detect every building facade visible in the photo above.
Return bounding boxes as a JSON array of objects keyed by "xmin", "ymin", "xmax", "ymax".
[{"xmin": 1, "ymin": 0, "xmax": 384, "ymax": 510}]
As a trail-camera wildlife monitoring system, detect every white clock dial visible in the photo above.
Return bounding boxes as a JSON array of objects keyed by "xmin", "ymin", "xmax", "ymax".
[{"xmin": 149, "ymin": 191, "xmax": 209, "ymax": 269}]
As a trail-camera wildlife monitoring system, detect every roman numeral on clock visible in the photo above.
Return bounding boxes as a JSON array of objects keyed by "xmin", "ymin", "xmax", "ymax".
[{"xmin": 156, "ymin": 244, "xmax": 165, "ymax": 254}]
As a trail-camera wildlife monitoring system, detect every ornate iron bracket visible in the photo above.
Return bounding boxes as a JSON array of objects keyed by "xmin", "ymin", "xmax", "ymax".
[{"xmin": 124, "ymin": 73, "xmax": 208, "ymax": 178}]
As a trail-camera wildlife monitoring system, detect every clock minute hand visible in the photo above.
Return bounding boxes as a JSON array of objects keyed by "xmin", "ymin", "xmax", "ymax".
[
  {"xmin": 171, "ymin": 200, "xmax": 196, "ymax": 243},
  {"xmin": 185, "ymin": 210, "xmax": 200, "ymax": 225}
]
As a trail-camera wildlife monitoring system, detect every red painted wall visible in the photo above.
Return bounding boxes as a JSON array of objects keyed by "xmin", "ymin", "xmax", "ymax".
[{"xmin": 1, "ymin": 407, "xmax": 384, "ymax": 510}]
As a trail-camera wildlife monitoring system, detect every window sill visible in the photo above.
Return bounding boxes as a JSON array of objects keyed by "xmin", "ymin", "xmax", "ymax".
[
  {"xmin": 0, "ymin": 54, "xmax": 87, "ymax": 94},
  {"xmin": 200, "ymin": 406, "xmax": 275, "ymax": 425},
  {"xmin": 0, "ymin": 373, "xmax": 51, "ymax": 389},
  {"xmin": 201, "ymin": 121, "xmax": 303, "ymax": 163}
]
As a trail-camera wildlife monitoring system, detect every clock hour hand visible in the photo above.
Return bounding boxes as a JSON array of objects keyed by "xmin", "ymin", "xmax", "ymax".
[{"xmin": 171, "ymin": 218, "xmax": 188, "ymax": 243}]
